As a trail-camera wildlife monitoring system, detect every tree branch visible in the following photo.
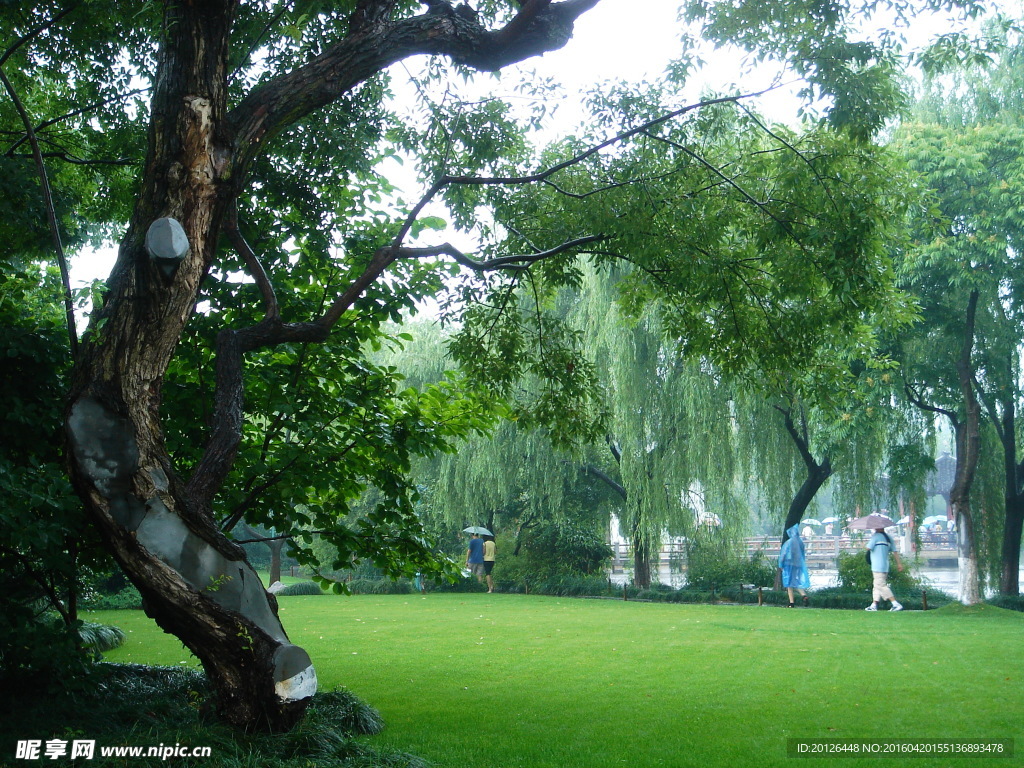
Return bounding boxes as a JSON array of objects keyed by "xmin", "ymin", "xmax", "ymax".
[
  {"xmin": 228, "ymin": 0, "xmax": 603, "ymax": 172},
  {"xmin": 579, "ymin": 463, "xmax": 626, "ymax": 500},
  {"xmin": 904, "ymin": 381, "xmax": 957, "ymax": 424},
  {"xmin": 223, "ymin": 204, "xmax": 280, "ymax": 321},
  {"xmin": 388, "ymin": 235, "xmax": 607, "ymax": 272},
  {"xmin": 0, "ymin": 65, "xmax": 78, "ymax": 359}
]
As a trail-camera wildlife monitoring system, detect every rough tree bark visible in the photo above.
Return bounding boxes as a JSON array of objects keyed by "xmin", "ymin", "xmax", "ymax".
[
  {"xmin": 903, "ymin": 291, "xmax": 984, "ymax": 605},
  {"xmin": 976, "ymin": 356, "xmax": 1024, "ymax": 596},
  {"xmin": 771, "ymin": 403, "xmax": 832, "ymax": 590},
  {"xmin": 592, "ymin": 438, "xmax": 653, "ymax": 588},
  {"xmin": 65, "ymin": 0, "xmax": 602, "ymax": 731},
  {"xmin": 949, "ymin": 289, "xmax": 983, "ymax": 605},
  {"xmin": 776, "ymin": 403, "xmax": 833, "ymax": 534}
]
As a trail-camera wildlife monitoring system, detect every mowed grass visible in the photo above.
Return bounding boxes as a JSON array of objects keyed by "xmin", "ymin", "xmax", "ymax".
[{"xmin": 97, "ymin": 595, "xmax": 1023, "ymax": 768}]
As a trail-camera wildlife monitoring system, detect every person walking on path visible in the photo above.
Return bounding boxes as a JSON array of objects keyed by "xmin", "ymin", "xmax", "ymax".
[
  {"xmin": 865, "ymin": 527, "xmax": 903, "ymax": 611},
  {"xmin": 482, "ymin": 535, "xmax": 496, "ymax": 593},
  {"xmin": 778, "ymin": 524, "xmax": 810, "ymax": 607},
  {"xmin": 466, "ymin": 533, "xmax": 485, "ymax": 584}
]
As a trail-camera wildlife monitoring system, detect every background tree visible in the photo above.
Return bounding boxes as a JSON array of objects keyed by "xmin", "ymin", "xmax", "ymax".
[
  {"xmin": 912, "ymin": 36, "xmax": 1024, "ymax": 596},
  {"xmin": 892, "ymin": 114, "xmax": 1024, "ymax": 603}
]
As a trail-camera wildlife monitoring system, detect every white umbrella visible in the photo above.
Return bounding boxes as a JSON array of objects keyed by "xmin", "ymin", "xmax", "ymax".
[
  {"xmin": 800, "ymin": 519, "xmax": 823, "ymax": 526},
  {"xmin": 848, "ymin": 513, "xmax": 896, "ymax": 530},
  {"xmin": 463, "ymin": 526, "xmax": 493, "ymax": 536},
  {"xmin": 821, "ymin": 517, "xmax": 839, "ymax": 524}
]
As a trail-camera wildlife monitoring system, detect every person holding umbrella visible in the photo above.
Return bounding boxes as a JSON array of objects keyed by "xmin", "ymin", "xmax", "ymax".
[
  {"xmin": 850, "ymin": 513, "xmax": 904, "ymax": 612},
  {"xmin": 778, "ymin": 524, "xmax": 810, "ymax": 608},
  {"xmin": 464, "ymin": 527, "xmax": 490, "ymax": 585},
  {"xmin": 866, "ymin": 526, "xmax": 903, "ymax": 612},
  {"xmin": 483, "ymin": 535, "xmax": 496, "ymax": 593}
]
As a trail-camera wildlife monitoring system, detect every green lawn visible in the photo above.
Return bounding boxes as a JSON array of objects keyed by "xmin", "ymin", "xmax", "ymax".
[{"xmin": 98, "ymin": 595, "xmax": 1023, "ymax": 768}]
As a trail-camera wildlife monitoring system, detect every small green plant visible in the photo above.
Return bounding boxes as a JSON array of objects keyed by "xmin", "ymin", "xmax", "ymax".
[
  {"xmin": 2, "ymin": 663, "xmax": 426, "ymax": 767},
  {"xmin": 77, "ymin": 621, "xmax": 126, "ymax": 655},
  {"xmin": 685, "ymin": 547, "xmax": 777, "ymax": 590},
  {"xmin": 204, "ymin": 573, "xmax": 233, "ymax": 592},
  {"xmin": 82, "ymin": 585, "xmax": 143, "ymax": 610}
]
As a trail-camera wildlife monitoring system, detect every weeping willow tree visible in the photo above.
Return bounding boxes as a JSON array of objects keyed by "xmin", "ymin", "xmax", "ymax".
[
  {"xmin": 567, "ymin": 267, "xmax": 747, "ymax": 587},
  {"xmin": 731, "ymin": 367, "xmax": 910, "ymax": 542},
  {"xmin": 356, "ymin": 315, "xmax": 614, "ymax": 572}
]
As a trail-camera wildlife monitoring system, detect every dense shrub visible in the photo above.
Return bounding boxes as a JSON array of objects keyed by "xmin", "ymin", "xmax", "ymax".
[
  {"xmin": 277, "ymin": 580, "xmax": 325, "ymax": 596},
  {"xmin": 494, "ymin": 522, "xmax": 612, "ymax": 586},
  {"xmin": 986, "ymin": 594, "xmax": 1024, "ymax": 612},
  {"xmin": 835, "ymin": 551, "xmax": 923, "ymax": 594},
  {"xmin": 78, "ymin": 621, "xmax": 126, "ymax": 655},
  {"xmin": 685, "ymin": 547, "xmax": 777, "ymax": 590},
  {"xmin": 346, "ymin": 578, "xmax": 415, "ymax": 595},
  {"xmin": 82, "ymin": 585, "xmax": 143, "ymax": 610},
  {"xmin": 431, "ymin": 574, "xmax": 488, "ymax": 593},
  {"xmin": 1, "ymin": 663, "xmax": 426, "ymax": 767}
]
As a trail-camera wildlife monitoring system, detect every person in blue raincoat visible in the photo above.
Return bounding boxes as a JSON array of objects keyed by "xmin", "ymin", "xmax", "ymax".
[{"xmin": 778, "ymin": 524, "xmax": 810, "ymax": 607}]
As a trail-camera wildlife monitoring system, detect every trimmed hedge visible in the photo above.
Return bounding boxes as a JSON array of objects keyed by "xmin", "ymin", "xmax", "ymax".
[
  {"xmin": 986, "ymin": 594, "xmax": 1024, "ymax": 612},
  {"xmin": 277, "ymin": 580, "xmax": 325, "ymax": 596}
]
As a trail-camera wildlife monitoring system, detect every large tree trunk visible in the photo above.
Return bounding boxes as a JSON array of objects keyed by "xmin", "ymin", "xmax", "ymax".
[
  {"xmin": 1002, "ymin": 497, "xmax": 1024, "ymax": 595},
  {"xmin": 772, "ymin": 403, "xmax": 832, "ymax": 588},
  {"xmin": 631, "ymin": 520, "xmax": 653, "ymax": 589},
  {"xmin": 950, "ymin": 290, "xmax": 982, "ymax": 605},
  {"xmin": 268, "ymin": 539, "xmax": 285, "ymax": 586},
  {"xmin": 783, "ymin": 461, "xmax": 833, "ymax": 533},
  {"xmin": 996, "ymin": 395, "xmax": 1024, "ymax": 595},
  {"xmin": 65, "ymin": 0, "xmax": 313, "ymax": 731},
  {"xmin": 777, "ymin": 403, "xmax": 833, "ymax": 533}
]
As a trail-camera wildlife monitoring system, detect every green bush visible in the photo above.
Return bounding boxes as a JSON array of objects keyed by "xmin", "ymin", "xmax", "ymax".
[
  {"xmin": 685, "ymin": 547, "xmax": 777, "ymax": 590},
  {"xmin": 493, "ymin": 522, "xmax": 612, "ymax": 586},
  {"xmin": 2, "ymin": 663, "xmax": 426, "ymax": 767},
  {"xmin": 432, "ymin": 574, "xmax": 488, "ymax": 593},
  {"xmin": 0, "ymin": 611, "xmax": 89, "ymax": 693},
  {"xmin": 986, "ymin": 594, "xmax": 1024, "ymax": 612},
  {"xmin": 346, "ymin": 578, "xmax": 415, "ymax": 595},
  {"xmin": 278, "ymin": 580, "xmax": 325, "ymax": 596},
  {"xmin": 835, "ymin": 551, "xmax": 922, "ymax": 594},
  {"xmin": 82, "ymin": 585, "xmax": 143, "ymax": 610},
  {"xmin": 78, "ymin": 621, "xmax": 126, "ymax": 654}
]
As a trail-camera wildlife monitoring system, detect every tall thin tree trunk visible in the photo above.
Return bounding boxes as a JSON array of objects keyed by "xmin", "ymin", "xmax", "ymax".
[
  {"xmin": 997, "ymin": 395, "xmax": 1024, "ymax": 595},
  {"xmin": 268, "ymin": 540, "xmax": 285, "ymax": 586},
  {"xmin": 950, "ymin": 290, "xmax": 982, "ymax": 605}
]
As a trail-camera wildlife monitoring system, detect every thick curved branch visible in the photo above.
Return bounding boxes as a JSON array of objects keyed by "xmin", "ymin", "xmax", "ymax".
[
  {"xmin": 580, "ymin": 463, "xmax": 626, "ymax": 500},
  {"xmin": 223, "ymin": 204, "xmax": 280, "ymax": 321},
  {"xmin": 229, "ymin": 0, "xmax": 602, "ymax": 172},
  {"xmin": 904, "ymin": 381, "xmax": 957, "ymax": 424},
  {"xmin": 774, "ymin": 403, "xmax": 824, "ymax": 476}
]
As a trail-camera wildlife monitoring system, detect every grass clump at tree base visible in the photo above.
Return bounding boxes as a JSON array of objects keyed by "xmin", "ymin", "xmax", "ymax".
[{"xmin": 0, "ymin": 663, "xmax": 425, "ymax": 767}]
